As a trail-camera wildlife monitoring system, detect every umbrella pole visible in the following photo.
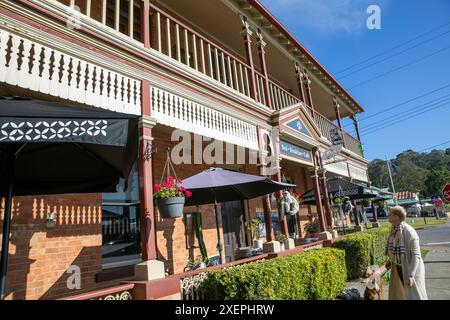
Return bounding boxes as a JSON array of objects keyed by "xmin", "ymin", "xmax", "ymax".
[
  {"xmin": 0, "ymin": 154, "xmax": 14, "ymax": 300},
  {"xmin": 214, "ymin": 201, "xmax": 223, "ymax": 265}
]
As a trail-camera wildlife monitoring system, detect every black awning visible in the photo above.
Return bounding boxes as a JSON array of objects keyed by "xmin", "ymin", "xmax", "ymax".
[
  {"xmin": 0, "ymin": 97, "xmax": 139, "ymax": 195},
  {"xmin": 301, "ymin": 177, "xmax": 379, "ymax": 205}
]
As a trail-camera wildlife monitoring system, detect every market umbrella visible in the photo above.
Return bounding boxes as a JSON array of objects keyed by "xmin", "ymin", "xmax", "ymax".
[
  {"xmin": 182, "ymin": 167, "xmax": 295, "ymax": 264},
  {"xmin": 0, "ymin": 97, "xmax": 139, "ymax": 299},
  {"xmin": 301, "ymin": 177, "xmax": 379, "ymax": 205}
]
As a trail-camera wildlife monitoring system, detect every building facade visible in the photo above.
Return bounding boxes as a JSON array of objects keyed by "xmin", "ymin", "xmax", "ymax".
[{"xmin": 0, "ymin": 0, "xmax": 369, "ymax": 299}]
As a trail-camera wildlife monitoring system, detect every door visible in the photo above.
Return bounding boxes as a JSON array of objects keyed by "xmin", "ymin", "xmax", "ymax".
[{"xmin": 220, "ymin": 200, "xmax": 245, "ymax": 263}]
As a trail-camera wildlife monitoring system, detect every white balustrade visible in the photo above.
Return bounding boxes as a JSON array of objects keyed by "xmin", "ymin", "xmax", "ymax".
[
  {"xmin": 151, "ymin": 86, "xmax": 259, "ymax": 150},
  {"xmin": 151, "ymin": 5, "xmax": 251, "ymax": 99},
  {"xmin": 0, "ymin": 28, "xmax": 141, "ymax": 115}
]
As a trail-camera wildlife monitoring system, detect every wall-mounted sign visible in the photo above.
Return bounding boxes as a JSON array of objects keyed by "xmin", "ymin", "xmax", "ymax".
[
  {"xmin": 286, "ymin": 119, "xmax": 311, "ymax": 137},
  {"xmin": 280, "ymin": 140, "xmax": 312, "ymax": 162}
]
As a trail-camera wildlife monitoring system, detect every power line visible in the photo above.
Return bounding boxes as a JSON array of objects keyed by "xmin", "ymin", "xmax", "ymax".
[
  {"xmin": 362, "ymin": 102, "xmax": 449, "ymax": 136},
  {"xmin": 337, "ymin": 30, "xmax": 450, "ymax": 80},
  {"xmin": 360, "ymin": 94, "xmax": 450, "ymax": 132},
  {"xmin": 334, "ymin": 20, "xmax": 450, "ymax": 75},
  {"xmin": 343, "ymin": 84, "xmax": 450, "ymax": 127},
  {"xmin": 348, "ymin": 44, "xmax": 450, "ymax": 90},
  {"xmin": 417, "ymin": 140, "xmax": 450, "ymax": 152}
]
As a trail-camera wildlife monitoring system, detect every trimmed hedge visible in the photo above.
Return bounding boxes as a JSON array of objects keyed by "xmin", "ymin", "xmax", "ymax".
[
  {"xmin": 332, "ymin": 227, "xmax": 390, "ymax": 280},
  {"xmin": 198, "ymin": 248, "xmax": 346, "ymax": 300}
]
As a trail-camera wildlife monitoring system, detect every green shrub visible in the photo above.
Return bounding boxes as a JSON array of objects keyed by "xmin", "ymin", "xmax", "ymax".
[
  {"xmin": 332, "ymin": 227, "xmax": 390, "ymax": 280},
  {"xmin": 198, "ymin": 248, "xmax": 346, "ymax": 300}
]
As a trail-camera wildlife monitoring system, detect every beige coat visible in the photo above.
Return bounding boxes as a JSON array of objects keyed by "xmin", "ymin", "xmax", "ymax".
[{"xmin": 389, "ymin": 223, "xmax": 428, "ymax": 300}]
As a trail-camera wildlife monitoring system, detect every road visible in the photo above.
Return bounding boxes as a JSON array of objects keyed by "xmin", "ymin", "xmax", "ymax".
[{"xmin": 418, "ymin": 219, "xmax": 450, "ymax": 300}]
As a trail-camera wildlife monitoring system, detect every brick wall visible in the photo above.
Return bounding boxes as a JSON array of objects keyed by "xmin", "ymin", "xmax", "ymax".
[{"xmin": 0, "ymin": 193, "xmax": 124, "ymax": 300}]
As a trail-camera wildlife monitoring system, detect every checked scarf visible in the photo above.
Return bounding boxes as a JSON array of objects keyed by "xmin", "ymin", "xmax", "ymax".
[{"xmin": 387, "ymin": 221, "xmax": 406, "ymax": 266}]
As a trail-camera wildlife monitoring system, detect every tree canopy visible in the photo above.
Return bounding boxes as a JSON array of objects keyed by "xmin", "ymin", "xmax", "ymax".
[{"xmin": 368, "ymin": 148, "xmax": 450, "ymax": 198}]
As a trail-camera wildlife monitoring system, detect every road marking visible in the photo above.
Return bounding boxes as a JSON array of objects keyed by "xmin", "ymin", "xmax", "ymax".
[{"xmin": 425, "ymin": 242, "xmax": 450, "ymax": 246}]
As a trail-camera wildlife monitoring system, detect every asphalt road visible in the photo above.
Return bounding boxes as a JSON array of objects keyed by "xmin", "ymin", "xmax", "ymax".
[
  {"xmin": 418, "ymin": 220, "xmax": 450, "ymax": 247},
  {"xmin": 418, "ymin": 219, "xmax": 450, "ymax": 300}
]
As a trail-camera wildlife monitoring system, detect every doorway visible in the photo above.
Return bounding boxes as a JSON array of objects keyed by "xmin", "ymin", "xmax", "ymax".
[{"xmin": 220, "ymin": 200, "xmax": 245, "ymax": 263}]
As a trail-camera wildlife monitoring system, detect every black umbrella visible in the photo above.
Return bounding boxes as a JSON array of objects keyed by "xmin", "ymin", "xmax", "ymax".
[
  {"xmin": 0, "ymin": 97, "xmax": 139, "ymax": 299},
  {"xmin": 301, "ymin": 177, "xmax": 379, "ymax": 205},
  {"xmin": 182, "ymin": 168, "xmax": 294, "ymax": 264}
]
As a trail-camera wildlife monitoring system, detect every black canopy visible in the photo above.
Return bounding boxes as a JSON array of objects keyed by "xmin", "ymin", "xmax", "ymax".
[
  {"xmin": 301, "ymin": 177, "xmax": 379, "ymax": 205},
  {"xmin": 0, "ymin": 97, "xmax": 139, "ymax": 195},
  {"xmin": 0, "ymin": 97, "xmax": 139, "ymax": 299}
]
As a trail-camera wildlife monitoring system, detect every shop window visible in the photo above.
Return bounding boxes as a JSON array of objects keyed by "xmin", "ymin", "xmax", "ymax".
[{"xmin": 101, "ymin": 162, "xmax": 141, "ymax": 269}]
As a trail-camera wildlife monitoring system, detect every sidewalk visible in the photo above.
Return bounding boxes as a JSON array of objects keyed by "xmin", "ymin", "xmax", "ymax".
[{"xmin": 423, "ymin": 246, "xmax": 450, "ymax": 300}]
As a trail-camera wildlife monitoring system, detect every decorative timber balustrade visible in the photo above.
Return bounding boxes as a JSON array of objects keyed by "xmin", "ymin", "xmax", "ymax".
[
  {"xmin": 0, "ymin": 27, "xmax": 141, "ymax": 115},
  {"xmin": 150, "ymin": 4, "xmax": 252, "ymax": 100},
  {"xmin": 151, "ymin": 86, "xmax": 259, "ymax": 150}
]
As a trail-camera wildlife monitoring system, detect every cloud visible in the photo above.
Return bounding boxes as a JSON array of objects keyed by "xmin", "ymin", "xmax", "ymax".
[{"xmin": 260, "ymin": 0, "xmax": 389, "ymax": 35}]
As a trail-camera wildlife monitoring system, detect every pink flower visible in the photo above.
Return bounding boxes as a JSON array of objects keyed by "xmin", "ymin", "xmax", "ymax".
[
  {"xmin": 178, "ymin": 179, "xmax": 183, "ymax": 184},
  {"xmin": 180, "ymin": 186, "xmax": 186, "ymax": 192},
  {"xmin": 168, "ymin": 176, "xmax": 174, "ymax": 184},
  {"xmin": 154, "ymin": 184, "xmax": 161, "ymax": 192},
  {"xmin": 165, "ymin": 183, "xmax": 172, "ymax": 189},
  {"xmin": 185, "ymin": 191, "xmax": 192, "ymax": 198}
]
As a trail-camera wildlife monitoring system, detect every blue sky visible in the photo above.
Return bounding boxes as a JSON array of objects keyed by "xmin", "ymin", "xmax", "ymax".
[{"xmin": 260, "ymin": 0, "xmax": 450, "ymax": 161}]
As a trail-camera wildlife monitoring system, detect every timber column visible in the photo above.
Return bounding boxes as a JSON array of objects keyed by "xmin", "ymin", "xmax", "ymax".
[
  {"xmin": 271, "ymin": 129, "xmax": 290, "ymax": 237},
  {"xmin": 256, "ymin": 29, "xmax": 272, "ymax": 109},
  {"xmin": 350, "ymin": 114, "xmax": 362, "ymax": 142},
  {"xmin": 303, "ymin": 69, "xmax": 315, "ymax": 116},
  {"xmin": 311, "ymin": 147, "xmax": 326, "ymax": 232},
  {"xmin": 240, "ymin": 15, "xmax": 258, "ymax": 102},
  {"xmin": 294, "ymin": 62, "xmax": 306, "ymax": 103},
  {"xmin": 134, "ymin": 77, "xmax": 165, "ymax": 280}
]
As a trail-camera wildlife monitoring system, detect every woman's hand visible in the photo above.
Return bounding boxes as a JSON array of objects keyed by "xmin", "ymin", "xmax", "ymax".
[{"xmin": 408, "ymin": 277, "xmax": 415, "ymax": 287}]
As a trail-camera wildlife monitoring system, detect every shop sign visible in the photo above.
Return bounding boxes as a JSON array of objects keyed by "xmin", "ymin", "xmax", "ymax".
[{"xmin": 280, "ymin": 140, "xmax": 312, "ymax": 162}]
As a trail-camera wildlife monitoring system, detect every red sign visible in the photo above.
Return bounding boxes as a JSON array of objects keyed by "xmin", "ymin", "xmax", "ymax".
[{"xmin": 443, "ymin": 184, "xmax": 450, "ymax": 202}]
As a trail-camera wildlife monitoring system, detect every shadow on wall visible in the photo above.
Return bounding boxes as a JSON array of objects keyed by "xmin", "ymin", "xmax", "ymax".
[{"xmin": 1, "ymin": 194, "xmax": 102, "ymax": 300}]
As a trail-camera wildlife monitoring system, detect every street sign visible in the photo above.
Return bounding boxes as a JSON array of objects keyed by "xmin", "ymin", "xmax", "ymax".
[{"xmin": 443, "ymin": 184, "xmax": 450, "ymax": 202}]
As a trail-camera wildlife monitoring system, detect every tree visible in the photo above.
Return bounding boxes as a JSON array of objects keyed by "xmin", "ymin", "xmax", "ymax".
[{"xmin": 424, "ymin": 167, "xmax": 450, "ymax": 198}]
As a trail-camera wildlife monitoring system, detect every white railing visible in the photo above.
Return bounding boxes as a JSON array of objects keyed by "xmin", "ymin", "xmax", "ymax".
[
  {"xmin": 151, "ymin": 86, "xmax": 259, "ymax": 150},
  {"xmin": 0, "ymin": 27, "xmax": 141, "ymax": 115},
  {"xmin": 268, "ymin": 79, "xmax": 300, "ymax": 111},
  {"xmin": 150, "ymin": 4, "xmax": 252, "ymax": 99}
]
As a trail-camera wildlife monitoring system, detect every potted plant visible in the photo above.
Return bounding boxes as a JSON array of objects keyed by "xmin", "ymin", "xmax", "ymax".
[
  {"xmin": 154, "ymin": 176, "xmax": 192, "ymax": 219},
  {"xmin": 275, "ymin": 232, "xmax": 287, "ymax": 251},
  {"xmin": 185, "ymin": 255, "xmax": 209, "ymax": 272},
  {"xmin": 333, "ymin": 196, "xmax": 345, "ymax": 207},
  {"xmin": 245, "ymin": 218, "xmax": 262, "ymax": 249},
  {"xmin": 304, "ymin": 220, "xmax": 320, "ymax": 238}
]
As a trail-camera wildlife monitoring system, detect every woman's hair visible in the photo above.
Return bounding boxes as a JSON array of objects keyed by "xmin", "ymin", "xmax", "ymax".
[{"xmin": 389, "ymin": 205, "xmax": 406, "ymax": 221}]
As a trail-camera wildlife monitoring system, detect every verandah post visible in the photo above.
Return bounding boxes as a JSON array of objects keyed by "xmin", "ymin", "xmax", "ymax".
[
  {"xmin": 311, "ymin": 147, "xmax": 326, "ymax": 232},
  {"xmin": 240, "ymin": 15, "xmax": 258, "ymax": 102}
]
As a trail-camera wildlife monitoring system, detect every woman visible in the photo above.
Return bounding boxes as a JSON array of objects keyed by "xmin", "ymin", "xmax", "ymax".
[{"xmin": 385, "ymin": 205, "xmax": 428, "ymax": 300}]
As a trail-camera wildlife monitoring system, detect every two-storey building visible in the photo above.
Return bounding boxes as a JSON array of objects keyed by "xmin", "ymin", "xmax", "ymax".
[{"xmin": 0, "ymin": 0, "xmax": 369, "ymax": 299}]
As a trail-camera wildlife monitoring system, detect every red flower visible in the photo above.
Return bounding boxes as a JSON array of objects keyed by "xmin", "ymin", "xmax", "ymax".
[
  {"xmin": 165, "ymin": 183, "xmax": 172, "ymax": 189},
  {"xmin": 154, "ymin": 184, "xmax": 161, "ymax": 192},
  {"xmin": 168, "ymin": 176, "xmax": 174, "ymax": 184},
  {"xmin": 180, "ymin": 186, "xmax": 186, "ymax": 192},
  {"xmin": 178, "ymin": 179, "xmax": 183, "ymax": 184},
  {"xmin": 185, "ymin": 191, "xmax": 192, "ymax": 198}
]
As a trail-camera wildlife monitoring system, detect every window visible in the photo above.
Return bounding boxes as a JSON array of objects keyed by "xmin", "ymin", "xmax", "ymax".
[{"xmin": 101, "ymin": 162, "xmax": 141, "ymax": 269}]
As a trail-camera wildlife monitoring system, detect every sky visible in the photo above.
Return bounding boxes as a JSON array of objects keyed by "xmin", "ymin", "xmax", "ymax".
[{"xmin": 260, "ymin": 0, "xmax": 450, "ymax": 161}]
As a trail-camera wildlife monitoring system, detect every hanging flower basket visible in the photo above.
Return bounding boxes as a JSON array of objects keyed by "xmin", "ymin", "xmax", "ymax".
[{"xmin": 154, "ymin": 176, "xmax": 192, "ymax": 219}]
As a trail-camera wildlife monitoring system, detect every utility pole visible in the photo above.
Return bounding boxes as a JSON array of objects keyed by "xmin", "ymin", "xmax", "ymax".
[{"xmin": 386, "ymin": 155, "xmax": 398, "ymax": 205}]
